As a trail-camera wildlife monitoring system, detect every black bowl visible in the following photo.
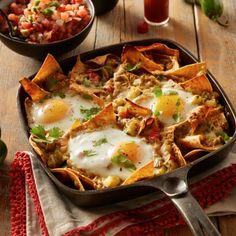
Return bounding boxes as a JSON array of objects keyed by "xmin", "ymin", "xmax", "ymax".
[
  {"xmin": 0, "ymin": 0, "xmax": 95, "ymax": 60},
  {"xmin": 91, "ymin": 0, "xmax": 119, "ymax": 15}
]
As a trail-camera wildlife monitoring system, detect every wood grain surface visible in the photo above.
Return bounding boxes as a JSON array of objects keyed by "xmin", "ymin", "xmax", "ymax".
[{"xmin": 0, "ymin": 0, "xmax": 235, "ymax": 235}]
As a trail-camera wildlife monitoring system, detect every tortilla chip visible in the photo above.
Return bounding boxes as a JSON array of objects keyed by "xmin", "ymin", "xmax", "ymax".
[
  {"xmin": 179, "ymin": 134, "xmax": 220, "ymax": 151},
  {"xmin": 172, "ymin": 143, "xmax": 186, "ymax": 166},
  {"xmin": 32, "ymin": 54, "xmax": 62, "ymax": 84},
  {"xmin": 69, "ymin": 55, "xmax": 88, "ymax": 80},
  {"xmin": 162, "ymin": 62, "xmax": 206, "ymax": 79},
  {"xmin": 70, "ymin": 83, "xmax": 105, "ymax": 107},
  {"xmin": 51, "ymin": 168, "xmax": 85, "ymax": 191},
  {"xmin": 20, "ymin": 77, "xmax": 49, "ymax": 101},
  {"xmin": 122, "ymin": 161, "xmax": 154, "ymax": 185},
  {"xmin": 121, "ymin": 45, "xmax": 164, "ymax": 72},
  {"xmin": 136, "ymin": 43, "xmax": 180, "ymax": 60},
  {"xmin": 180, "ymin": 74, "xmax": 213, "ymax": 93},
  {"xmin": 86, "ymin": 53, "xmax": 120, "ymax": 67},
  {"xmin": 125, "ymin": 98, "xmax": 152, "ymax": 117},
  {"xmin": 69, "ymin": 168, "xmax": 97, "ymax": 189},
  {"xmin": 70, "ymin": 103, "xmax": 116, "ymax": 135}
]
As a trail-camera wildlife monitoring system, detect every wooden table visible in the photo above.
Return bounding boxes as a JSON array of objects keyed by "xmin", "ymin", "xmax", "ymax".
[{"xmin": 1, "ymin": 0, "xmax": 236, "ymax": 235}]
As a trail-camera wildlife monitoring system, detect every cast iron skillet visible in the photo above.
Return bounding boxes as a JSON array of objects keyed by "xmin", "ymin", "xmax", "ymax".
[{"xmin": 17, "ymin": 39, "xmax": 236, "ymax": 236}]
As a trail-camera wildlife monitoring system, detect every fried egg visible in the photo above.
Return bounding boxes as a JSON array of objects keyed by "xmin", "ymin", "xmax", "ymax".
[
  {"xmin": 30, "ymin": 91, "xmax": 100, "ymax": 132},
  {"xmin": 68, "ymin": 127, "xmax": 155, "ymax": 180},
  {"xmin": 134, "ymin": 80, "xmax": 198, "ymax": 126}
]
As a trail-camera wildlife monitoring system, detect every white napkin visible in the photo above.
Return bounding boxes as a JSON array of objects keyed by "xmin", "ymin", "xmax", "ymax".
[{"xmin": 20, "ymin": 148, "xmax": 236, "ymax": 236}]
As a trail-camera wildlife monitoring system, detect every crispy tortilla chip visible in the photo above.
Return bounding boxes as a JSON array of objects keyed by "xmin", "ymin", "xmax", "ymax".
[
  {"xmin": 125, "ymin": 98, "xmax": 152, "ymax": 117},
  {"xmin": 162, "ymin": 62, "xmax": 206, "ymax": 79},
  {"xmin": 172, "ymin": 143, "xmax": 186, "ymax": 166},
  {"xmin": 51, "ymin": 168, "xmax": 85, "ymax": 190},
  {"xmin": 69, "ymin": 168, "xmax": 97, "ymax": 189},
  {"xmin": 69, "ymin": 83, "xmax": 105, "ymax": 107},
  {"xmin": 32, "ymin": 54, "xmax": 62, "ymax": 84},
  {"xmin": 69, "ymin": 55, "xmax": 88, "ymax": 80},
  {"xmin": 122, "ymin": 161, "xmax": 154, "ymax": 185},
  {"xmin": 136, "ymin": 43, "xmax": 180, "ymax": 60},
  {"xmin": 179, "ymin": 135, "xmax": 221, "ymax": 151},
  {"xmin": 180, "ymin": 74, "xmax": 213, "ymax": 93},
  {"xmin": 121, "ymin": 45, "xmax": 164, "ymax": 72},
  {"xmin": 70, "ymin": 103, "xmax": 116, "ymax": 135},
  {"xmin": 86, "ymin": 54, "xmax": 120, "ymax": 67},
  {"xmin": 20, "ymin": 77, "xmax": 49, "ymax": 101},
  {"xmin": 29, "ymin": 136, "xmax": 67, "ymax": 168}
]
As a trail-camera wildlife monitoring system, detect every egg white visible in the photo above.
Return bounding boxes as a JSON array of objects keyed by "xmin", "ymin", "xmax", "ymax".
[
  {"xmin": 68, "ymin": 127, "xmax": 155, "ymax": 180},
  {"xmin": 31, "ymin": 91, "xmax": 100, "ymax": 132}
]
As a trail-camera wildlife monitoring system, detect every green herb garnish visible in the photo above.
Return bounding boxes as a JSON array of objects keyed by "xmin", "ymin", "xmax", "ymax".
[
  {"xmin": 82, "ymin": 150, "xmax": 97, "ymax": 157},
  {"xmin": 218, "ymin": 131, "xmax": 230, "ymax": 142},
  {"xmin": 125, "ymin": 62, "xmax": 141, "ymax": 72},
  {"xmin": 82, "ymin": 77, "xmax": 91, "ymax": 87},
  {"xmin": 34, "ymin": 0, "xmax": 41, "ymax": 6},
  {"xmin": 45, "ymin": 78, "xmax": 58, "ymax": 91},
  {"xmin": 30, "ymin": 125, "xmax": 63, "ymax": 143},
  {"xmin": 43, "ymin": 8, "xmax": 54, "ymax": 17},
  {"xmin": 154, "ymin": 110, "xmax": 161, "ymax": 117},
  {"xmin": 176, "ymin": 98, "xmax": 181, "ymax": 107},
  {"xmin": 164, "ymin": 90, "xmax": 178, "ymax": 95},
  {"xmin": 50, "ymin": 1, "xmax": 60, "ymax": 8},
  {"xmin": 82, "ymin": 94, "xmax": 92, "ymax": 100},
  {"xmin": 111, "ymin": 155, "xmax": 137, "ymax": 172},
  {"xmin": 153, "ymin": 87, "xmax": 162, "ymax": 97},
  {"xmin": 172, "ymin": 113, "xmax": 180, "ymax": 122},
  {"xmin": 93, "ymin": 137, "xmax": 108, "ymax": 147},
  {"xmin": 80, "ymin": 106, "xmax": 101, "ymax": 121}
]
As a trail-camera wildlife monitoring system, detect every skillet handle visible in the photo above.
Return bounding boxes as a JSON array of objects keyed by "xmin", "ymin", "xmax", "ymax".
[
  {"xmin": 168, "ymin": 190, "xmax": 220, "ymax": 236},
  {"xmin": 145, "ymin": 166, "xmax": 221, "ymax": 236}
]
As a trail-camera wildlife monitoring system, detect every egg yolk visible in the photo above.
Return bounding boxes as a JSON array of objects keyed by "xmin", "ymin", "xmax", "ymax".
[
  {"xmin": 155, "ymin": 95, "xmax": 184, "ymax": 118},
  {"xmin": 35, "ymin": 99, "xmax": 70, "ymax": 124},
  {"xmin": 111, "ymin": 142, "xmax": 140, "ymax": 163}
]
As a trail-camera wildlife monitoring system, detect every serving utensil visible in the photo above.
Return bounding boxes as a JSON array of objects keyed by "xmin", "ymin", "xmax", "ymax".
[{"xmin": 0, "ymin": 9, "xmax": 24, "ymax": 41}]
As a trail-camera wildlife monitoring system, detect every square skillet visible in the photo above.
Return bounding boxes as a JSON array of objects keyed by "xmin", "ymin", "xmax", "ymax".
[{"xmin": 17, "ymin": 38, "xmax": 236, "ymax": 236}]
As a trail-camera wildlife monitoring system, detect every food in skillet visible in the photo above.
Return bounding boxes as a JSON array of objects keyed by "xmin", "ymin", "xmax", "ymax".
[
  {"xmin": 20, "ymin": 43, "xmax": 230, "ymax": 190},
  {"xmin": 0, "ymin": 0, "xmax": 91, "ymax": 43}
]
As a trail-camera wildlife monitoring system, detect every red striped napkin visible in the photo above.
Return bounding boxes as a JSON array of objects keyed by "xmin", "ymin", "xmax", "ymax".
[{"xmin": 9, "ymin": 151, "xmax": 236, "ymax": 236}]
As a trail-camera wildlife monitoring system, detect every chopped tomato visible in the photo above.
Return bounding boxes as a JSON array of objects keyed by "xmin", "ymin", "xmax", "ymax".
[
  {"xmin": 21, "ymin": 22, "xmax": 32, "ymax": 29},
  {"xmin": 88, "ymin": 72, "xmax": 100, "ymax": 86},
  {"xmin": 137, "ymin": 20, "xmax": 149, "ymax": 34}
]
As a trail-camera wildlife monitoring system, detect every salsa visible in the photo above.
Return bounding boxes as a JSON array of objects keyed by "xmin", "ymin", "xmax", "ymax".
[{"xmin": 3, "ymin": 0, "xmax": 91, "ymax": 43}]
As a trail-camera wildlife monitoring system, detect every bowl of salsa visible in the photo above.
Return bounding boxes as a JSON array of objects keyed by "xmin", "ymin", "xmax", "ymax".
[{"xmin": 0, "ymin": 0, "xmax": 95, "ymax": 59}]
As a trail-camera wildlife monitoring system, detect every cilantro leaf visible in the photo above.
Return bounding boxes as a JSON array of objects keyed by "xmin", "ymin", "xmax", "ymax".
[
  {"xmin": 218, "ymin": 131, "xmax": 230, "ymax": 142},
  {"xmin": 154, "ymin": 110, "xmax": 161, "ymax": 117},
  {"xmin": 30, "ymin": 125, "xmax": 46, "ymax": 139},
  {"xmin": 93, "ymin": 137, "xmax": 108, "ymax": 147},
  {"xmin": 30, "ymin": 125, "xmax": 63, "ymax": 143},
  {"xmin": 164, "ymin": 90, "xmax": 178, "ymax": 95},
  {"xmin": 125, "ymin": 62, "xmax": 141, "ymax": 72},
  {"xmin": 111, "ymin": 155, "xmax": 137, "ymax": 172},
  {"xmin": 172, "ymin": 113, "xmax": 180, "ymax": 122},
  {"xmin": 153, "ymin": 87, "xmax": 162, "ymax": 97},
  {"xmin": 80, "ymin": 106, "xmax": 101, "ymax": 122},
  {"xmin": 49, "ymin": 127, "xmax": 63, "ymax": 139},
  {"xmin": 82, "ymin": 150, "xmax": 97, "ymax": 157}
]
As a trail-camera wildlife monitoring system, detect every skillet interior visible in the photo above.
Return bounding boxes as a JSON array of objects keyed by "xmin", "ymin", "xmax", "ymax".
[{"xmin": 17, "ymin": 38, "xmax": 236, "ymax": 206}]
